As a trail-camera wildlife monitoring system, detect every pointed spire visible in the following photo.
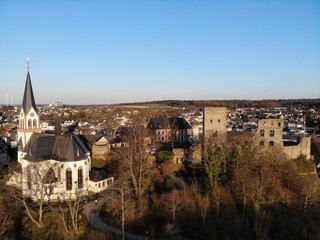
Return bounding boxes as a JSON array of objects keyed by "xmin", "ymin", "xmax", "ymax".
[{"xmin": 22, "ymin": 68, "xmax": 37, "ymax": 114}]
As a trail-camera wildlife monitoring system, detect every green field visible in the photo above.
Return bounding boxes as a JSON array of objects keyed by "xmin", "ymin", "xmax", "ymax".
[{"xmin": 146, "ymin": 104, "xmax": 171, "ymax": 110}]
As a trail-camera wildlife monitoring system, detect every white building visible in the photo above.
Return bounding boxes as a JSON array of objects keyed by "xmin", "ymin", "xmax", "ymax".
[{"xmin": 8, "ymin": 68, "xmax": 113, "ymax": 201}]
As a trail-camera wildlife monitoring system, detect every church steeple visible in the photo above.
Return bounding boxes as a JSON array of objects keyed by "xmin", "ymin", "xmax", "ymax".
[
  {"xmin": 17, "ymin": 63, "xmax": 41, "ymax": 163},
  {"xmin": 22, "ymin": 70, "xmax": 37, "ymax": 115}
]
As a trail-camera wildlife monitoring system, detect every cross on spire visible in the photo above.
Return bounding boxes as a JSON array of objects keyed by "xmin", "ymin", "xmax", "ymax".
[{"xmin": 27, "ymin": 58, "xmax": 30, "ymax": 72}]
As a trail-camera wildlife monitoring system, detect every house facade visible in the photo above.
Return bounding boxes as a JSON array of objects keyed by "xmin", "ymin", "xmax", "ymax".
[{"xmin": 148, "ymin": 116, "xmax": 193, "ymax": 144}]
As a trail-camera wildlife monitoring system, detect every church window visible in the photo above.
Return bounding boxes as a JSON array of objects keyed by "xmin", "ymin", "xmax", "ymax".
[
  {"xmin": 66, "ymin": 169, "xmax": 72, "ymax": 190},
  {"xmin": 33, "ymin": 119, "xmax": 37, "ymax": 129},
  {"xmin": 78, "ymin": 167, "xmax": 83, "ymax": 189},
  {"xmin": 28, "ymin": 119, "xmax": 32, "ymax": 129},
  {"xmin": 27, "ymin": 166, "xmax": 32, "ymax": 189},
  {"xmin": 44, "ymin": 168, "xmax": 56, "ymax": 184},
  {"xmin": 57, "ymin": 167, "xmax": 61, "ymax": 181}
]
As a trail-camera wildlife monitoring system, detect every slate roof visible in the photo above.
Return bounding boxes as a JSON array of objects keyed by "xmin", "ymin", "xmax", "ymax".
[
  {"xmin": 148, "ymin": 117, "xmax": 171, "ymax": 130},
  {"xmin": 89, "ymin": 168, "xmax": 111, "ymax": 182},
  {"xmin": 22, "ymin": 71, "xmax": 37, "ymax": 114},
  {"xmin": 23, "ymin": 133, "xmax": 89, "ymax": 162},
  {"xmin": 148, "ymin": 117, "xmax": 192, "ymax": 130},
  {"xmin": 170, "ymin": 117, "xmax": 192, "ymax": 130}
]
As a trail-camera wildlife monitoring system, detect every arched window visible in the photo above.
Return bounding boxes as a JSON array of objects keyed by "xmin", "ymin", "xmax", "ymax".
[
  {"xmin": 78, "ymin": 167, "xmax": 83, "ymax": 189},
  {"xmin": 33, "ymin": 119, "xmax": 37, "ymax": 129},
  {"xmin": 27, "ymin": 165, "xmax": 32, "ymax": 189},
  {"xmin": 28, "ymin": 119, "xmax": 32, "ymax": 129},
  {"xmin": 66, "ymin": 168, "xmax": 72, "ymax": 191},
  {"xmin": 44, "ymin": 168, "xmax": 57, "ymax": 184},
  {"xmin": 57, "ymin": 166, "xmax": 61, "ymax": 181}
]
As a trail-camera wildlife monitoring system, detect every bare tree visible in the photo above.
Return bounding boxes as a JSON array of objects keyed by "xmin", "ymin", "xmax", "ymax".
[
  {"xmin": 188, "ymin": 184, "xmax": 211, "ymax": 223},
  {"xmin": 49, "ymin": 188, "xmax": 86, "ymax": 235},
  {"xmin": 227, "ymin": 139, "xmax": 257, "ymax": 170},
  {"xmin": 10, "ymin": 162, "xmax": 57, "ymax": 228},
  {"xmin": 298, "ymin": 175, "xmax": 320, "ymax": 214},
  {"xmin": 105, "ymin": 173, "xmax": 134, "ymax": 240},
  {"xmin": 0, "ymin": 216, "xmax": 10, "ymax": 237},
  {"xmin": 116, "ymin": 124, "xmax": 151, "ymax": 219},
  {"xmin": 161, "ymin": 190, "xmax": 184, "ymax": 224}
]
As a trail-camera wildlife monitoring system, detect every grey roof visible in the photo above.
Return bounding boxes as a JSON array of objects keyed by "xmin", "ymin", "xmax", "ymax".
[
  {"xmin": 89, "ymin": 169, "xmax": 111, "ymax": 182},
  {"xmin": 23, "ymin": 133, "xmax": 89, "ymax": 162},
  {"xmin": 148, "ymin": 117, "xmax": 171, "ymax": 130},
  {"xmin": 22, "ymin": 71, "xmax": 37, "ymax": 114},
  {"xmin": 170, "ymin": 117, "xmax": 192, "ymax": 130},
  {"xmin": 148, "ymin": 116, "xmax": 192, "ymax": 130}
]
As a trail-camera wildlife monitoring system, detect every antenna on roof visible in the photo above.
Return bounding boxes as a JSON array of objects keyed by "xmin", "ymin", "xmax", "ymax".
[{"xmin": 27, "ymin": 58, "xmax": 30, "ymax": 72}]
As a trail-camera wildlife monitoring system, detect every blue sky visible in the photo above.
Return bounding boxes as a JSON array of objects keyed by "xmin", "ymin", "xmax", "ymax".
[{"xmin": 0, "ymin": 0, "xmax": 319, "ymax": 105}]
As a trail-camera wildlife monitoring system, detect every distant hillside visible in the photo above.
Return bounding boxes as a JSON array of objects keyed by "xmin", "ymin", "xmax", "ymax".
[{"xmin": 118, "ymin": 99, "xmax": 320, "ymax": 109}]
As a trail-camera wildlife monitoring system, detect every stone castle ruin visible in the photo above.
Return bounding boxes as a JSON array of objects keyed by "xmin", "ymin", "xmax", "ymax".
[{"xmin": 203, "ymin": 107, "xmax": 311, "ymax": 160}]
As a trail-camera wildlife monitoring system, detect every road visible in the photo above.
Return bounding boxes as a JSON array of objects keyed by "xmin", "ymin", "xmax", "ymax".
[{"xmin": 83, "ymin": 198, "xmax": 146, "ymax": 240}]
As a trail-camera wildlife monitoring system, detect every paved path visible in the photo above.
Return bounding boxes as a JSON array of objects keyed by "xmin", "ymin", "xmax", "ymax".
[{"xmin": 83, "ymin": 198, "xmax": 146, "ymax": 240}]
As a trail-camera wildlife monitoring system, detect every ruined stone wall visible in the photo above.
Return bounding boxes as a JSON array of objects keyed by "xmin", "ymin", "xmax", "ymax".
[
  {"xmin": 282, "ymin": 136, "xmax": 311, "ymax": 159},
  {"xmin": 92, "ymin": 144, "xmax": 110, "ymax": 158},
  {"xmin": 190, "ymin": 143, "xmax": 202, "ymax": 163},
  {"xmin": 253, "ymin": 118, "xmax": 311, "ymax": 159},
  {"xmin": 253, "ymin": 119, "xmax": 283, "ymax": 147},
  {"xmin": 173, "ymin": 148, "xmax": 184, "ymax": 164}
]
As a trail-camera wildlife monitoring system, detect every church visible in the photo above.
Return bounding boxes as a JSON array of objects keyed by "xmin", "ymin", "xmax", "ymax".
[{"xmin": 8, "ymin": 68, "xmax": 113, "ymax": 201}]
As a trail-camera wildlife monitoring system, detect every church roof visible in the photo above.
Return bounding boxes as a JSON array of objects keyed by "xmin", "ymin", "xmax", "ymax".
[
  {"xmin": 22, "ymin": 71, "xmax": 37, "ymax": 114},
  {"xmin": 23, "ymin": 133, "xmax": 90, "ymax": 162}
]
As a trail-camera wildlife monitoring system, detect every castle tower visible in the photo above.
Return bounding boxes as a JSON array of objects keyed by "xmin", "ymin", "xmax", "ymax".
[
  {"xmin": 17, "ymin": 68, "xmax": 41, "ymax": 162},
  {"xmin": 203, "ymin": 107, "xmax": 227, "ymax": 141}
]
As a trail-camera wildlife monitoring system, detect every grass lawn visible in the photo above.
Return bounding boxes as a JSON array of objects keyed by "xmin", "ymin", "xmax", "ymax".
[{"xmin": 92, "ymin": 158, "xmax": 107, "ymax": 168}]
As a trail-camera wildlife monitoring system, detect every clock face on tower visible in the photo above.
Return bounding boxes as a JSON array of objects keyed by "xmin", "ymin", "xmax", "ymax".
[{"xmin": 30, "ymin": 113, "xmax": 34, "ymax": 117}]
